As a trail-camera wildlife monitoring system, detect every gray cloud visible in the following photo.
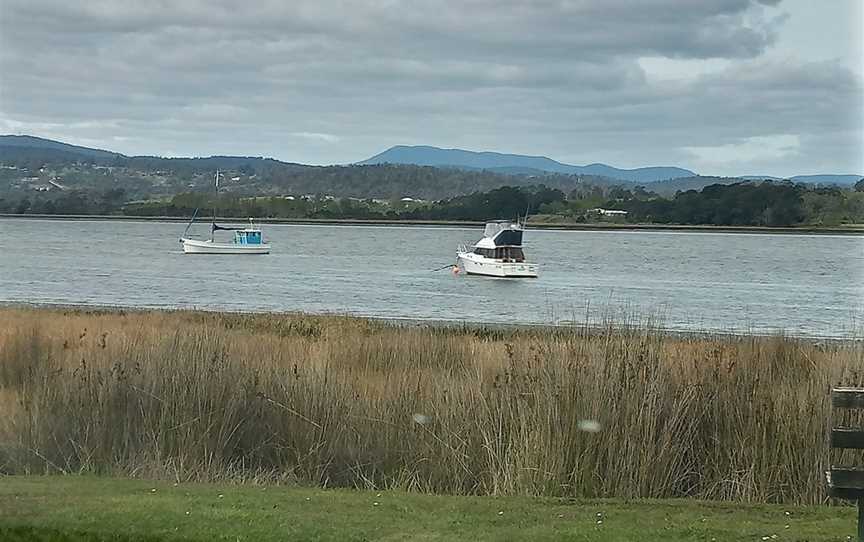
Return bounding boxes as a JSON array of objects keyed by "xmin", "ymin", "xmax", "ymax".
[{"xmin": 0, "ymin": 0, "xmax": 860, "ymax": 175}]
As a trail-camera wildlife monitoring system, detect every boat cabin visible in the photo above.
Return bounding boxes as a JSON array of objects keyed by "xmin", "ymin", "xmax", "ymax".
[
  {"xmin": 483, "ymin": 220, "xmax": 524, "ymax": 246},
  {"xmin": 473, "ymin": 246, "xmax": 525, "ymax": 262},
  {"xmin": 470, "ymin": 220, "xmax": 527, "ymax": 261},
  {"xmin": 235, "ymin": 229, "xmax": 263, "ymax": 245}
]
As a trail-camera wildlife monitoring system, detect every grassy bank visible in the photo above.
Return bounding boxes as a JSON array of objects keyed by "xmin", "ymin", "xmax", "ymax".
[
  {"xmin": 2, "ymin": 213, "xmax": 863, "ymax": 234},
  {"xmin": 0, "ymin": 476, "xmax": 855, "ymax": 541},
  {"xmin": 1, "ymin": 307, "xmax": 862, "ymax": 505}
]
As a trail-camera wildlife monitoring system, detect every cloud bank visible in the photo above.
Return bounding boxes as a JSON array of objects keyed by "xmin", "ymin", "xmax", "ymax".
[{"xmin": 0, "ymin": 0, "xmax": 860, "ymax": 176}]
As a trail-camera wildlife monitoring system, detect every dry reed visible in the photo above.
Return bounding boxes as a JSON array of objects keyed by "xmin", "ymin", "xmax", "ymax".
[{"xmin": 0, "ymin": 306, "xmax": 861, "ymax": 504}]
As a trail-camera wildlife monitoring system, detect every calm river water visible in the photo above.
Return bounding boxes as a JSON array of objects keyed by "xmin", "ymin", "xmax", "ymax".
[{"xmin": 1, "ymin": 218, "xmax": 862, "ymax": 338}]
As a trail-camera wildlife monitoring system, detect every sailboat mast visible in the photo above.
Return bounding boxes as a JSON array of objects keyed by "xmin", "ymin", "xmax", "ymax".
[{"xmin": 211, "ymin": 169, "xmax": 219, "ymax": 242}]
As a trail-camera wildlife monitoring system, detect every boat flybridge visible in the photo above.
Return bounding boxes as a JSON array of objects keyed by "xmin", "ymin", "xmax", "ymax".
[
  {"xmin": 179, "ymin": 170, "xmax": 271, "ymax": 254},
  {"xmin": 457, "ymin": 220, "xmax": 538, "ymax": 278}
]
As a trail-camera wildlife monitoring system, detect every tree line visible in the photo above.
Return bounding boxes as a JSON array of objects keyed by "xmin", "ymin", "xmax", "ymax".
[{"xmin": 2, "ymin": 180, "xmax": 863, "ymax": 227}]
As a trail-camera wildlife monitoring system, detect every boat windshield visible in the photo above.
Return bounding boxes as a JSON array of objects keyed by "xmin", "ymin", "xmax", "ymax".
[
  {"xmin": 474, "ymin": 247, "xmax": 525, "ymax": 261},
  {"xmin": 235, "ymin": 231, "xmax": 263, "ymax": 245}
]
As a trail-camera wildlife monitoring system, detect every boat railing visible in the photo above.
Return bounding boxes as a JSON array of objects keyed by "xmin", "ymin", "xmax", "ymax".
[{"xmin": 457, "ymin": 243, "xmax": 470, "ymax": 254}]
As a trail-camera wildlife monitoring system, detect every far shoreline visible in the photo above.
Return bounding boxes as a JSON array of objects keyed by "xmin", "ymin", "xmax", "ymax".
[{"xmin": 2, "ymin": 212, "xmax": 863, "ymax": 235}]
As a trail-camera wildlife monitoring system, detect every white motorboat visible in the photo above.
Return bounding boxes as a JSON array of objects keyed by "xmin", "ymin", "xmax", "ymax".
[
  {"xmin": 179, "ymin": 171, "xmax": 271, "ymax": 255},
  {"xmin": 456, "ymin": 220, "xmax": 538, "ymax": 278},
  {"xmin": 181, "ymin": 218, "xmax": 271, "ymax": 254}
]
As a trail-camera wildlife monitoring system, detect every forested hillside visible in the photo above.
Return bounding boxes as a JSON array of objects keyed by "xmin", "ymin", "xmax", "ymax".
[{"xmin": 2, "ymin": 135, "xmax": 862, "ymax": 227}]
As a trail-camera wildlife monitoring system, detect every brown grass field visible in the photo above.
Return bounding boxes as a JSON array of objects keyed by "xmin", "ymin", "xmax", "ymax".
[{"xmin": 1, "ymin": 306, "xmax": 861, "ymax": 505}]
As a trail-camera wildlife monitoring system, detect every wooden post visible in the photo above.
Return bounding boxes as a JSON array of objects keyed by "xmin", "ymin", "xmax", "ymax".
[
  {"xmin": 828, "ymin": 388, "xmax": 864, "ymax": 541},
  {"xmin": 859, "ymin": 498, "xmax": 863, "ymax": 542}
]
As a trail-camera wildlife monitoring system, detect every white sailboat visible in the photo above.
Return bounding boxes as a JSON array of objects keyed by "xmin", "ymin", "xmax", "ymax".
[
  {"xmin": 179, "ymin": 171, "xmax": 271, "ymax": 255},
  {"xmin": 456, "ymin": 219, "xmax": 538, "ymax": 278}
]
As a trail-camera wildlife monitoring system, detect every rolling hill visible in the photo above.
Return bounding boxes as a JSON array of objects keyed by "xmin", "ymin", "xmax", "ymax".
[
  {"xmin": 358, "ymin": 145, "xmax": 695, "ymax": 183},
  {"xmin": 0, "ymin": 135, "xmax": 121, "ymax": 161},
  {"xmin": 0, "ymin": 135, "xmax": 608, "ymax": 200},
  {"xmin": 645, "ymin": 176, "xmax": 754, "ymax": 197},
  {"xmin": 2, "ymin": 136, "xmax": 861, "ymax": 199}
]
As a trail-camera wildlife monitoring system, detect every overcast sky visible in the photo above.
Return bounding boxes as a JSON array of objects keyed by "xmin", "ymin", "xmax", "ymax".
[{"xmin": 0, "ymin": 0, "xmax": 861, "ymax": 177}]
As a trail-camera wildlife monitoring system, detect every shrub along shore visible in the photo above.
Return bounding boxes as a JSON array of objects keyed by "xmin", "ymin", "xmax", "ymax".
[{"xmin": 1, "ymin": 306, "xmax": 861, "ymax": 505}]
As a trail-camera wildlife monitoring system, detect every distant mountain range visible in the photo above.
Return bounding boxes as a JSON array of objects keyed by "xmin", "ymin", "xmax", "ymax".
[
  {"xmin": 358, "ymin": 145, "xmax": 695, "ymax": 183},
  {"xmin": 360, "ymin": 145, "xmax": 862, "ymax": 186},
  {"xmin": 2, "ymin": 135, "xmax": 861, "ymax": 194},
  {"xmin": 0, "ymin": 135, "xmax": 612, "ymax": 201}
]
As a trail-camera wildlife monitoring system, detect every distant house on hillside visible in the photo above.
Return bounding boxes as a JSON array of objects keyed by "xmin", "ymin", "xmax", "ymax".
[{"xmin": 590, "ymin": 208, "xmax": 628, "ymax": 217}]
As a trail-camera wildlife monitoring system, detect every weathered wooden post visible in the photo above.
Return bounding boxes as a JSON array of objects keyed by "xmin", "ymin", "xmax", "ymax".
[{"xmin": 827, "ymin": 387, "xmax": 864, "ymax": 541}]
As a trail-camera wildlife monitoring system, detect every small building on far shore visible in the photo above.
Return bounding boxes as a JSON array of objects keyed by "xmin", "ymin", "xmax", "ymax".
[{"xmin": 590, "ymin": 208, "xmax": 628, "ymax": 217}]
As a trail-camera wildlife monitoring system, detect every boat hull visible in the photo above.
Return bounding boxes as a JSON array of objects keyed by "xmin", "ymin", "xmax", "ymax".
[
  {"xmin": 181, "ymin": 238, "xmax": 270, "ymax": 254},
  {"xmin": 457, "ymin": 252, "xmax": 538, "ymax": 278}
]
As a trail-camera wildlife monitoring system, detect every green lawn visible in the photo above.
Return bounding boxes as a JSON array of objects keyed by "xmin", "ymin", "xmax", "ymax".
[{"xmin": 0, "ymin": 476, "xmax": 854, "ymax": 541}]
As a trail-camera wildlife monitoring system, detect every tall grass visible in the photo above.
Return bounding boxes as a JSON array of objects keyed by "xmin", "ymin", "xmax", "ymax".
[{"xmin": 0, "ymin": 307, "xmax": 861, "ymax": 504}]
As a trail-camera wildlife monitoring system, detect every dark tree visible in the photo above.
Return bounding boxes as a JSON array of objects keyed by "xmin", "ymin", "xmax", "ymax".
[{"xmin": 15, "ymin": 197, "xmax": 31, "ymax": 214}]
